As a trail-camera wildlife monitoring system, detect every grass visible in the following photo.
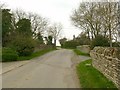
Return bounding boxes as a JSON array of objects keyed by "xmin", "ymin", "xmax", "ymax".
[
  {"xmin": 77, "ymin": 59, "xmax": 118, "ymax": 89},
  {"xmin": 74, "ymin": 49, "xmax": 90, "ymax": 56},
  {"xmin": 18, "ymin": 48, "xmax": 56, "ymax": 61}
]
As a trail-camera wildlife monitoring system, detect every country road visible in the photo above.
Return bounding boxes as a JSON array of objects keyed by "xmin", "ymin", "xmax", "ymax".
[{"xmin": 2, "ymin": 49, "xmax": 80, "ymax": 88}]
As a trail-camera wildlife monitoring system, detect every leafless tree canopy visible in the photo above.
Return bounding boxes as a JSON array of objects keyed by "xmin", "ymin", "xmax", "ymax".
[
  {"xmin": 71, "ymin": 2, "xmax": 119, "ymax": 47},
  {"xmin": 11, "ymin": 9, "xmax": 49, "ymax": 39},
  {"xmin": 48, "ymin": 23, "xmax": 63, "ymax": 46}
]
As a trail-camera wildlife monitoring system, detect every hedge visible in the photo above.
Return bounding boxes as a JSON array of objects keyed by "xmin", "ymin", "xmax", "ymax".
[{"xmin": 2, "ymin": 47, "xmax": 18, "ymax": 62}]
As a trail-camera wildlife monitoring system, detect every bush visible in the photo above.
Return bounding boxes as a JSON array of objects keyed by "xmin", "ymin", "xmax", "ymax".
[
  {"xmin": 9, "ymin": 35, "xmax": 35, "ymax": 56},
  {"xmin": 75, "ymin": 33, "xmax": 91, "ymax": 45},
  {"xmin": 62, "ymin": 40, "xmax": 79, "ymax": 49},
  {"xmin": 91, "ymin": 35, "xmax": 109, "ymax": 49},
  {"xmin": 112, "ymin": 42, "xmax": 120, "ymax": 47},
  {"xmin": 2, "ymin": 47, "xmax": 18, "ymax": 62}
]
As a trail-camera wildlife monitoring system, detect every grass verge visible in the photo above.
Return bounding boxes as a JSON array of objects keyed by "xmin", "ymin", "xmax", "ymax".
[
  {"xmin": 74, "ymin": 49, "xmax": 90, "ymax": 56},
  {"xmin": 18, "ymin": 48, "xmax": 56, "ymax": 61},
  {"xmin": 77, "ymin": 59, "xmax": 118, "ymax": 89}
]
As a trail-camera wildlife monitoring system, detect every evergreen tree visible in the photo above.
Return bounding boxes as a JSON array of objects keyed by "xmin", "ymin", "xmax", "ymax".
[
  {"xmin": 2, "ymin": 9, "xmax": 13, "ymax": 46},
  {"xmin": 16, "ymin": 18, "xmax": 32, "ymax": 37}
]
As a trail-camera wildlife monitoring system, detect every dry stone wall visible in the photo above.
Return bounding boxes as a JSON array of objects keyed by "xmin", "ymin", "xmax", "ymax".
[
  {"xmin": 34, "ymin": 44, "xmax": 54, "ymax": 52},
  {"xmin": 90, "ymin": 47, "xmax": 120, "ymax": 89},
  {"xmin": 77, "ymin": 45, "xmax": 90, "ymax": 53}
]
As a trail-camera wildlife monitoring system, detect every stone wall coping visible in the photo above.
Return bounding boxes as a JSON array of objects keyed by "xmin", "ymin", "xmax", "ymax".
[{"xmin": 91, "ymin": 47, "xmax": 120, "ymax": 59}]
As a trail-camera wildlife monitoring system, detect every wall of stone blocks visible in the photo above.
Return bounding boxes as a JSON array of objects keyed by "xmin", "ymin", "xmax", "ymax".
[
  {"xmin": 76, "ymin": 45, "xmax": 90, "ymax": 53},
  {"xmin": 34, "ymin": 44, "xmax": 55, "ymax": 52},
  {"xmin": 90, "ymin": 47, "xmax": 120, "ymax": 89}
]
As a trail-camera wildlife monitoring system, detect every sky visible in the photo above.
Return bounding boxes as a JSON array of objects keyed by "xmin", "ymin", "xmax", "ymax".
[
  {"xmin": 1, "ymin": 0, "xmax": 119, "ymax": 45},
  {"xmin": 0, "ymin": 0, "xmax": 83, "ymax": 41}
]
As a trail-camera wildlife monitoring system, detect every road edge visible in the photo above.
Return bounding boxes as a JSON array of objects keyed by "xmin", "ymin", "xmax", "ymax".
[
  {"xmin": 1, "ymin": 61, "xmax": 30, "ymax": 75},
  {"xmin": 71, "ymin": 52, "xmax": 81, "ymax": 88}
]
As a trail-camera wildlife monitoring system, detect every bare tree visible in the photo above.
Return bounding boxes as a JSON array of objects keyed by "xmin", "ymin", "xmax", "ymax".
[
  {"xmin": 28, "ymin": 13, "xmax": 49, "ymax": 39},
  {"xmin": 116, "ymin": 1, "xmax": 120, "ymax": 42},
  {"xmin": 0, "ymin": 3, "xmax": 5, "ymax": 9},
  {"xmin": 48, "ymin": 23, "xmax": 63, "ymax": 46},
  {"xmin": 101, "ymin": 2, "xmax": 118, "ymax": 47},
  {"xmin": 71, "ymin": 2, "xmax": 119, "ymax": 47},
  {"xmin": 12, "ymin": 9, "xmax": 49, "ymax": 39},
  {"xmin": 11, "ymin": 9, "xmax": 27, "ymax": 32},
  {"xmin": 71, "ymin": 2, "xmax": 101, "ymax": 40},
  {"xmin": 13, "ymin": 9, "xmax": 27, "ymax": 20}
]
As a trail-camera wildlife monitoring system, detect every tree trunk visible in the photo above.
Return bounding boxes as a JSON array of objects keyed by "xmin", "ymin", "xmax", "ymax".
[
  {"xmin": 54, "ymin": 38, "xmax": 56, "ymax": 46},
  {"xmin": 109, "ymin": 29, "xmax": 112, "ymax": 47},
  {"xmin": 109, "ymin": 3, "xmax": 112, "ymax": 47}
]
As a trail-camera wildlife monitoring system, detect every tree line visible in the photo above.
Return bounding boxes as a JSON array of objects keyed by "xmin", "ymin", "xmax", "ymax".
[
  {"xmin": 70, "ymin": 2, "xmax": 120, "ymax": 47},
  {"xmin": 0, "ymin": 3, "xmax": 62, "ymax": 57}
]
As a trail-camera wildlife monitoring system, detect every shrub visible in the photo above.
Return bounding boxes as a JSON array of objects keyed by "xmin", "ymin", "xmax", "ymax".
[
  {"xmin": 9, "ymin": 35, "xmax": 35, "ymax": 56},
  {"xmin": 91, "ymin": 35, "xmax": 109, "ymax": 49},
  {"xmin": 112, "ymin": 42, "xmax": 120, "ymax": 47},
  {"xmin": 62, "ymin": 40, "xmax": 79, "ymax": 49},
  {"xmin": 59, "ymin": 38, "xmax": 67, "ymax": 47},
  {"xmin": 2, "ymin": 47, "xmax": 18, "ymax": 62},
  {"xmin": 75, "ymin": 33, "xmax": 91, "ymax": 45}
]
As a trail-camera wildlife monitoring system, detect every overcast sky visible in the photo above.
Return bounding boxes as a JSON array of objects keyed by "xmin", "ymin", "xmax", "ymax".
[{"xmin": 0, "ymin": 0, "xmax": 83, "ymax": 40}]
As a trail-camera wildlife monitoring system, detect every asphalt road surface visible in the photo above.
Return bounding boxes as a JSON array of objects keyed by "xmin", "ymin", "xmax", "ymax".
[{"xmin": 2, "ymin": 49, "xmax": 80, "ymax": 88}]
